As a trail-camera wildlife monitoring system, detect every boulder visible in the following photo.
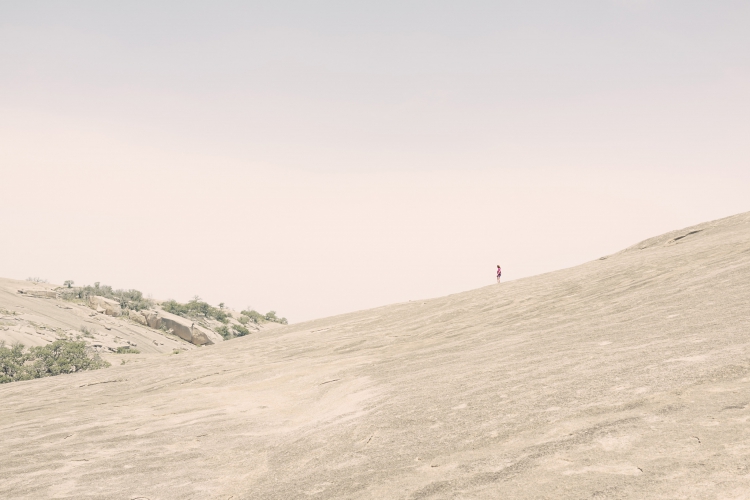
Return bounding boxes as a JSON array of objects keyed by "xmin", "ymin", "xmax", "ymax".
[
  {"xmin": 141, "ymin": 310, "xmax": 161, "ymax": 329},
  {"xmin": 88, "ymin": 296, "xmax": 122, "ymax": 317},
  {"xmin": 158, "ymin": 311, "xmax": 214, "ymax": 346},
  {"xmin": 191, "ymin": 325, "xmax": 215, "ymax": 346},
  {"xmin": 128, "ymin": 309, "xmax": 147, "ymax": 326}
]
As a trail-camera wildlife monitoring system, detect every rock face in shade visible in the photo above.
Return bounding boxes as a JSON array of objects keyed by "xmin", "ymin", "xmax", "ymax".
[
  {"xmin": 191, "ymin": 324, "xmax": 217, "ymax": 345},
  {"xmin": 3, "ymin": 212, "xmax": 750, "ymax": 500}
]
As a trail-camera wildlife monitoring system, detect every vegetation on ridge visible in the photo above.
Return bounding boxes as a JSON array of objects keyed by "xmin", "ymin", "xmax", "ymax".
[
  {"xmin": 161, "ymin": 297, "xmax": 230, "ymax": 323},
  {"xmin": 57, "ymin": 280, "xmax": 288, "ymax": 342},
  {"xmin": 0, "ymin": 340, "xmax": 110, "ymax": 384},
  {"xmin": 241, "ymin": 309, "xmax": 287, "ymax": 325},
  {"xmin": 61, "ymin": 282, "xmax": 153, "ymax": 311}
]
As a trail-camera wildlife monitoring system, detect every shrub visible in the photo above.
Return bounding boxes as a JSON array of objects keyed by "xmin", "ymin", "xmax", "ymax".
[
  {"xmin": 240, "ymin": 309, "xmax": 265, "ymax": 324},
  {"xmin": 0, "ymin": 340, "xmax": 110, "ymax": 384},
  {"xmin": 240, "ymin": 309, "xmax": 287, "ymax": 325},
  {"xmin": 264, "ymin": 311, "xmax": 288, "ymax": 325},
  {"xmin": 0, "ymin": 342, "xmax": 27, "ymax": 383},
  {"xmin": 162, "ymin": 298, "xmax": 229, "ymax": 323},
  {"xmin": 60, "ymin": 282, "xmax": 153, "ymax": 311},
  {"xmin": 161, "ymin": 299, "xmax": 189, "ymax": 316},
  {"xmin": 216, "ymin": 325, "xmax": 231, "ymax": 340},
  {"xmin": 26, "ymin": 277, "xmax": 48, "ymax": 283},
  {"xmin": 232, "ymin": 324, "xmax": 251, "ymax": 337},
  {"xmin": 115, "ymin": 346, "xmax": 140, "ymax": 354}
]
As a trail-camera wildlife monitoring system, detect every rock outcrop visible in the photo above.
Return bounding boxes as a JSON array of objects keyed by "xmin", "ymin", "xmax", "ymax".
[
  {"xmin": 190, "ymin": 324, "xmax": 215, "ymax": 346},
  {"xmin": 158, "ymin": 311, "xmax": 214, "ymax": 346},
  {"xmin": 142, "ymin": 310, "xmax": 162, "ymax": 329},
  {"xmin": 17, "ymin": 288, "xmax": 58, "ymax": 299},
  {"xmin": 128, "ymin": 309, "xmax": 148, "ymax": 326},
  {"xmin": 87, "ymin": 296, "xmax": 122, "ymax": 317}
]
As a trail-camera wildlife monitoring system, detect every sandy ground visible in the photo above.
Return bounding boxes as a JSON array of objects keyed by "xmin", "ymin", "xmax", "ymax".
[{"xmin": 2, "ymin": 212, "xmax": 750, "ymax": 499}]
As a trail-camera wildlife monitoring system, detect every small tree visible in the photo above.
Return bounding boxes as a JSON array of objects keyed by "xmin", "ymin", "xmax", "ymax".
[{"xmin": 64, "ymin": 280, "xmax": 74, "ymax": 288}]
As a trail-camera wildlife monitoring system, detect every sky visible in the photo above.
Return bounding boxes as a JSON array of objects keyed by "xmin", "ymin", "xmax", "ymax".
[{"xmin": 1, "ymin": 1, "xmax": 749, "ymax": 322}]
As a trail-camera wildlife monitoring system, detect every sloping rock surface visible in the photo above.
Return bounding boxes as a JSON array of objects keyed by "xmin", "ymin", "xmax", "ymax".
[
  {"xmin": 158, "ymin": 310, "xmax": 214, "ymax": 346},
  {"xmin": 16, "ymin": 288, "xmax": 57, "ymax": 299},
  {"xmin": 2, "ymin": 212, "xmax": 750, "ymax": 499},
  {"xmin": 0, "ymin": 280, "xmax": 194, "ymax": 355}
]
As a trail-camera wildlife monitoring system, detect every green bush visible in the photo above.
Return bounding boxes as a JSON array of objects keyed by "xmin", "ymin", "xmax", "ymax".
[
  {"xmin": 162, "ymin": 298, "xmax": 229, "ymax": 323},
  {"xmin": 0, "ymin": 340, "xmax": 110, "ymax": 384},
  {"xmin": 115, "ymin": 346, "xmax": 140, "ymax": 354},
  {"xmin": 161, "ymin": 299, "xmax": 189, "ymax": 316},
  {"xmin": 61, "ymin": 282, "xmax": 153, "ymax": 311},
  {"xmin": 0, "ymin": 342, "xmax": 27, "ymax": 383},
  {"xmin": 240, "ymin": 309, "xmax": 287, "ymax": 325},
  {"xmin": 232, "ymin": 324, "xmax": 251, "ymax": 337},
  {"xmin": 240, "ymin": 309, "xmax": 264, "ymax": 323},
  {"xmin": 264, "ymin": 311, "xmax": 288, "ymax": 325},
  {"xmin": 216, "ymin": 325, "xmax": 231, "ymax": 340}
]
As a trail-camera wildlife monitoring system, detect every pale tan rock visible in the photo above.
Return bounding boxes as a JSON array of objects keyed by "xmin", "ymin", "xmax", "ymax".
[
  {"xmin": 0, "ymin": 277, "xmax": 197, "ymax": 354},
  {"xmin": 141, "ymin": 310, "xmax": 162, "ymax": 329},
  {"xmin": 191, "ymin": 324, "xmax": 215, "ymax": 346},
  {"xmin": 88, "ymin": 296, "xmax": 122, "ymax": 317},
  {"xmin": 128, "ymin": 309, "xmax": 147, "ymax": 326},
  {"xmin": 158, "ymin": 311, "xmax": 214, "ymax": 346},
  {"xmin": 4, "ymin": 213, "xmax": 749, "ymax": 499},
  {"xmin": 158, "ymin": 311, "xmax": 194, "ymax": 343},
  {"xmin": 16, "ymin": 288, "xmax": 57, "ymax": 299}
]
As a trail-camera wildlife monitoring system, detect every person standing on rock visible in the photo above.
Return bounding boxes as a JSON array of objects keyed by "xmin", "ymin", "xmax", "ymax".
[{"xmin": 496, "ymin": 265, "xmax": 502, "ymax": 283}]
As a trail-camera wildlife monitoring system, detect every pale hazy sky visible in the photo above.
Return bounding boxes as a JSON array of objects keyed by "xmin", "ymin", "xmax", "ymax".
[{"xmin": 1, "ymin": 1, "xmax": 749, "ymax": 322}]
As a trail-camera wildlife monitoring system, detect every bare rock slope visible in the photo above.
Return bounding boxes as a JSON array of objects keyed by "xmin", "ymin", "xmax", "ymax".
[
  {"xmin": 0, "ymin": 279, "xmax": 192, "ymax": 356},
  {"xmin": 3, "ymin": 212, "xmax": 750, "ymax": 499}
]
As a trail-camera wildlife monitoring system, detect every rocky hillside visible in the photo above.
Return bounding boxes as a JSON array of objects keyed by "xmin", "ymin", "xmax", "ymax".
[
  {"xmin": 0, "ymin": 278, "xmax": 284, "ymax": 364},
  {"xmin": 2, "ymin": 212, "xmax": 750, "ymax": 499}
]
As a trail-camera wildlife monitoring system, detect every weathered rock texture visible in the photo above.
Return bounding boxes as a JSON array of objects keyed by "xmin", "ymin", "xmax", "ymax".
[
  {"xmin": 87, "ymin": 295, "xmax": 122, "ymax": 317},
  {"xmin": 158, "ymin": 311, "xmax": 214, "ymax": 346},
  {"xmin": 16, "ymin": 288, "xmax": 57, "ymax": 299},
  {"xmin": 141, "ymin": 309, "xmax": 162, "ymax": 329},
  {"xmin": 0, "ymin": 279, "xmax": 196, "ymax": 357},
  {"xmin": 3, "ymin": 212, "xmax": 750, "ymax": 499},
  {"xmin": 128, "ymin": 309, "xmax": 148, "ymax": 326}
]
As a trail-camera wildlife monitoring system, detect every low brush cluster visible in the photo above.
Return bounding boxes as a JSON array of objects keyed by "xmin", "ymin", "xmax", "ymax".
[
  {"xmin": 0, "ymin": 340, "xmax": 110, "ymax": 384},
  {"xmin": 60, "ymin": 282, "xmax": 153, "ymax": 311},
  {"xmin": 161, "ymin": 297, "xmax": 230, "ymax": 323}
]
